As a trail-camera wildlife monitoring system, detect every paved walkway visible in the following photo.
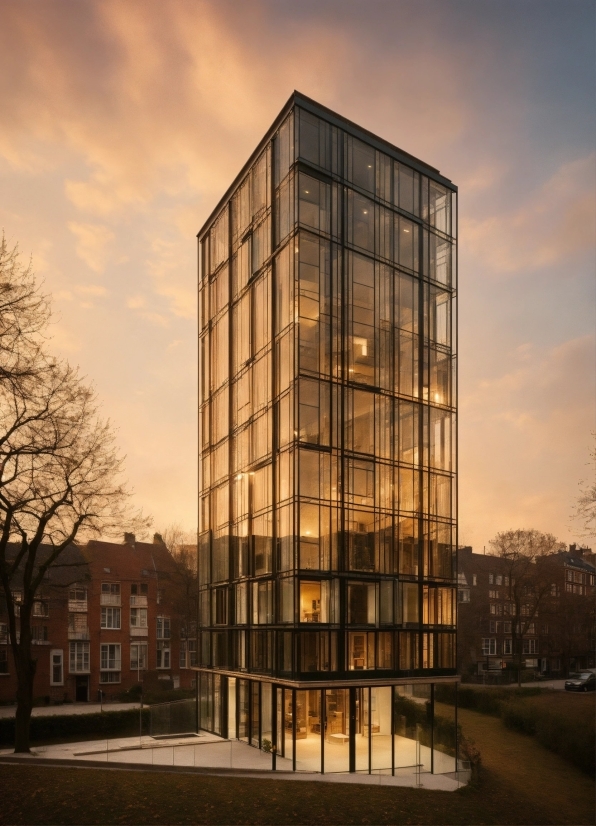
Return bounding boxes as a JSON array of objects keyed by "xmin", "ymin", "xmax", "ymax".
[{"xmin": 0, "ymin": 731, "xmax": 466, "ymax": 791}]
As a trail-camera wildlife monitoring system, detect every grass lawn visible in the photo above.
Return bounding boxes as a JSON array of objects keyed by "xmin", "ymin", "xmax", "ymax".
[{"xmin": 0, "ymin": 705, "xmax": 593, "ymax": 825}]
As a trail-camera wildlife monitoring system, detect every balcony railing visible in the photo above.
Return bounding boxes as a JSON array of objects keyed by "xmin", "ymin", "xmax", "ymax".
[
  {"xmin": 130, "ymin": 595, "xmax": 147, "ymax": 607},
  {"xmin": 100, "ymin": 594, "xmax": 121, "ymax": 606},
  {"xmin": 130, "ymin": 626, "xmax": 148, "ymax": 637},
  {"xmin": 68, "ymin": 629, "xmax": 90, "ymax": 641},
  {"xmin": 68, "ymin": 599, "xmax": 88, "ymax": 612}
]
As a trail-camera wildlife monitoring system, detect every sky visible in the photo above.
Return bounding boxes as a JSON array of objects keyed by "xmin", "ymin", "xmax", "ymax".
[{"xmin": 0, "ymin": 0, "xmax": 594, "ymax": 549}]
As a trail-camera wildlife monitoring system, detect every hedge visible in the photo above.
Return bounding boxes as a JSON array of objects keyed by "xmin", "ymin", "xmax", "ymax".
[
  {"xmin": 501, "ymin": 701, "xmax": 594, "ymax": 777},
  {"xmin": 434, "ymin": 685, "xmax": 594, "ymax": 777},
  {"xmin": 0, "ymin": 707, "xmax": 150, "ymax": 746}
]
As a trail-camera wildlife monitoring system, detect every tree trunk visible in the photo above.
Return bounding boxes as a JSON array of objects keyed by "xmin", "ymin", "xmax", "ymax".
[{"xmin": 13, "ymin": 641, "xmax": 36, "ymax": 753}]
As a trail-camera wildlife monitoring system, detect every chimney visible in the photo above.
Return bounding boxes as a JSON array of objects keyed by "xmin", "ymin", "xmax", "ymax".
[
  {"xmin": 153, "ymin": 532, "xmax": 164, "ymax": 544},
  {"xmin": 124, "ymin": 532, "xmax": 135, "ymax": 545}
]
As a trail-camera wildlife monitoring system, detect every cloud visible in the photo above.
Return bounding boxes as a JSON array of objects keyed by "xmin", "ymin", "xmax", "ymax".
[
  {"xmin": 75, "ymin": 284, "xmax": 108, "ymax": 296},
  {"xmin": 462, "ymin": 154, "xmax": 596, "ymax": 275},
  {"xmin": 460, "ymin": 334, "xmax": 596, "ymax": 546},
  {"xmin": 68, "ymin": 221, "xmax": 114, "ymax": 272}
]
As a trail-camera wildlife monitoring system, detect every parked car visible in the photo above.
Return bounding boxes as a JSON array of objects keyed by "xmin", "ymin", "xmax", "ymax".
[{"xmin": 564, "ymin": 671, "xmax": 596, "ymax": 692}]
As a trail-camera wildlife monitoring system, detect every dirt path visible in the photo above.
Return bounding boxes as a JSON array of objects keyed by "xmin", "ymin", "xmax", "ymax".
[{"xmin": 438, "ymin": 703, "xmax": 595, "ymax": 825}]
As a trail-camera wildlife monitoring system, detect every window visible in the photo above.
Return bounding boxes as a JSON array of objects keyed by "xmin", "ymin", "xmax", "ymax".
[
  {"xmin": 101, "ymin": 607, "xmax": 121, "ymax": 629},
  {"xmin": 50, "ymin": 650, "xmax": 63, "ymax": 685},
  {"xmin": 490, "ymin": 621, "xmax": 500, "ymax": 634},
  {"xmin": 495, "ymin": 575, "xmax": 502, "ymax": 586},
  {"xmin": 490, "ymin": 603, "xmax": 502, "ymax": 615},
  {"xmin": 101, "ymin": 582, "xmax": 120, "ymax": 595},
  {"xmin": 488, "ymin": 573, "xmax": 494, "ymax": 585},
  {"xmin": 458, "ymin": 589, "xmax": 470, "ymax": 603},
  {"xmin": 0, "ymin": 623, "xmax": 7, "ymax": 644},
  {"xmin": 489, "ymin": 590, "xmax": 499, "ymax": 599},
  {"xmin": 157, "ymin": 641, "xmax": 171, "ymax": 669},
  {"xmin": 130, "ymin": 643, "xmax": 148, "ymax": 671},
  {"xmin": 503, "ymin": 621, "xmax": 512, "ymax": 634},
  {"xmin": 503, "ymin": 639, "xmax": 512, "ymax": 655},
  {"xmin": 69, "ymin": 585, "xmax": 87, "ymax": 603},
  {"xmin": 504, "ymin": 576, "xmax": 510, "ymax": 586},
  {"xmin": 69, "ymin": 642, "xmax": 90, "ymax": 673},
  {"xmin": 33, "ymin": 601, "xmax": 49, "ymax": 617},
  {"xmin": 0, "ymin": 649, "xmax": 7, "ymax": 674},
  {"xmin": 131, "ymin": 583, "xmax": 149, "ymax": 596},
  {"xmin": 32, "ymin": 626, "xmax": 48, "ymax": 642},
  {"xmin": 481, "ymin": 638, "xmax": 496, "ymax": 656},
  {"xmin": 472, "ymin": 575, "xmax": 477, "ymax": 586},
  {"xmin": 100, "ymin": 643, "xmax": 121, "ymax": 682},
  {"xmin": 157, "ymin": 617, "xmax": 170, "ymax": 639},
  {"xmin": 541, "ymin": 624, "xmax": 549, "ymax": 634},
  {"xmin": 157, "ymin": 617, "xmax": 171, "ymax": 669},
  {"xmin": 347, "ymin": 582, "xmax": 376, "ymax": 625},
  {"xmin": 522, "ymin": 639, "xmax": 537, "ymax": 655},
  {"xmin": 527, "ymin": 622, "xmax": 535, "ymax": 635},
  {"xmin": 130, "ymin": 608, "xmax": 147, "ymax": 628}
]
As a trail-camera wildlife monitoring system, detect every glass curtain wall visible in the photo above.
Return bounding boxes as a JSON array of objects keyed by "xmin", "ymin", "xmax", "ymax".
[{"xmin": 198, "ymin": 105, "xmax": 456, "ymax": 684}]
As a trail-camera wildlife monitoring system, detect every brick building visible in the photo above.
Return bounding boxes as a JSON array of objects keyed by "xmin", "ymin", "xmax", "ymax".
[
  {"xmin": 457, "ymin": 545, "xmax": 595, "ymax": 679},
  {"xmin": 0, "ymin": 535, "xmax": 197, "ymax": 704}
]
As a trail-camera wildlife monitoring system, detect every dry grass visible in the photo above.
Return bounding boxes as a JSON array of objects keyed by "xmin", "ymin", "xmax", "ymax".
[{"xmin": 0, "ymin": 704, "xmax": 593, "ymax": 825}]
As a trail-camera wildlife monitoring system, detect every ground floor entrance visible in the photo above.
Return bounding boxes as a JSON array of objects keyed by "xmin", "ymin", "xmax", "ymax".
[
  {"xmin": 198, "ymin": 674, "xmax": 458, "ymax": 776},
  {"xmin": 75, "ymin": 675, "xmax": 89, "ymax": 702}
]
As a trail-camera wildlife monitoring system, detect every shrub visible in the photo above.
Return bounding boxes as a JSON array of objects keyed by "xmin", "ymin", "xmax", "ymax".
[{"xmin": 0, "ymin": 708, "xmax": 150, "ymax": 747}]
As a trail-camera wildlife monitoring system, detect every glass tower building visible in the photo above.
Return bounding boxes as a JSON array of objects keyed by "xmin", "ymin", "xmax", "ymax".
[{"xmin": 196, "ymin": 92, "xmax": 458, "ymax": 775}]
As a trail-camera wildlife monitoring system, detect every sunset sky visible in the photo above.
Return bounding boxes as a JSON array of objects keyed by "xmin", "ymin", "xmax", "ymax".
[{"xmin": 0, "ymin": 0, "xmax": 594, "ymax": 549}]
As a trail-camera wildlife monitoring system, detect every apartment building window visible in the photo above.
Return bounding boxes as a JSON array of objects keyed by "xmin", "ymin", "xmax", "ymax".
[
  {"xmin": 566, "ymin": 570, "xmax": 573, "ymax": 582},
  {"xmin": 472, "ymin": 575, "xmax": 477, "ymax": 586},
  {"xmin": 522, "ymin": 639, "xmax": 537, "ymax": 655},
  {"xmin": 68, "ymin": 613, "xmax": 88, "ymax": 634},
  {"xmin": 504, "ymin": 576, "xmax": 510, "ymax": 586},
  {"xmin": 0, "ymin": 649, "xmax": 7, "ymax": 674},
  {"xmin": 101, "ymin": 582, "xmax": 121, "ymax": 606},
  {"xmin": 131, "ymin": 583, "xmax": 149, "ymax": 596},
  {"xmin": 157, "ymin": 617, "xmax": 171, "ymax": 669},
  {"xmin": 527, "ymin": 622, "xmax": 535, "ymax": 635},
  {"xmin": 541, "ymin": 624, "xmax": 549, "ymax": 634},
  {"xmin": 503, "ymin": 621, "xmax": 512, "ymax": 633},
  {"xmin": 50, "ymin": 650, "xmax": 63, "ymax": 685},
  {"xmin": 33, "ymin": 600, "xmax": 49, "ymax": 617},
  {"xmin": 130, "ymin": 643, "xmax": 148, "ymax": 671},
  {"xmin": 32, "ymin": 626, "xmax": 48, "ymax": 643},
  {"xmin": 489, "ymin": 604, "xmax": 502, "ymax": 615},
  {"xmin": 100, "ymin": 643, "xmax": 121, "ymax": 682},
  {"xmin": 495, "ymin": 575, "xmax": 502, "ymax": 586},
  {"xmin": 488, "ymin": 574, "xmax": 494, "ymax": 585},
  {"xmin": 503, "ymin": 639, "xmax": 512, "ymax": 655},
  {"xmin": 0, "ymin": 623, "xmax": 7, "ymax": 644},
  {"xmin": 490, "ymin": 621, "xmax": 500, "ymax": 633},
  {"xmin": 69, "ymin": 585, "xmax": 87, "ymax": 602},
  {"xmin": 458, "ymin": 589, "xmax": 470, "ymax": 603},
  {"xmin": 101, "ymin": 606, "xmax": 121, "ymax": 629},
  {"xmin": 573, "ymin": 571, "xmax": 583, "ymax": 584},
  {"xmin": 130, "ymin": 608, "xmax": 148, "ymax": 628},
  {"xmin": 69, "ymin": 641, "xmax": 90, "ymax": 673},
  {"xmin": 565, "ymin": 583, "xmax": 573, "ymax": 593},
  {"xmin": 481, "ymin": 638, "xmax": 496, "ymax": 656}
]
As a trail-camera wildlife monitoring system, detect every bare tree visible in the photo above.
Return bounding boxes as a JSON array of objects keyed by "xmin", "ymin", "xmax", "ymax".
[
  {"xmin": 158, "ymin": 525, "xmax": 198, "ymax": 655},
  {"xmin": 489, "ymin": 529, "xmax": 563, "ymax": 686},
  {"xmin": 572, "ymin": 435, "xmax": 596, "ymax": 540},
  {"xmin": 0, "ymin": 235, "xmax": 146, "ymax": 752}
]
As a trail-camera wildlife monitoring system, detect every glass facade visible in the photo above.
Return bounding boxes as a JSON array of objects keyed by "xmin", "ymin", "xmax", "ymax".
[{"xmin": 197, "ymin": 93, "xmax": 458, "ymax": 774}]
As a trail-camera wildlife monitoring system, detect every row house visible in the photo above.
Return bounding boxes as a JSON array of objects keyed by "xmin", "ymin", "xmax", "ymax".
[
  {"xmin": 0, "ymin": 535, "xmax": 198, "ymax": 704},
  {"xmin": 457, "ymin": 545, "xmax": 595, "ymax": 678}
]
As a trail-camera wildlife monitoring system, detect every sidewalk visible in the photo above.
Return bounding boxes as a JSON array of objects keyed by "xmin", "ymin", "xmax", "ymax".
[{"xmin": 0, "ymin": 731, "xmax": 467, "ymax": 791}]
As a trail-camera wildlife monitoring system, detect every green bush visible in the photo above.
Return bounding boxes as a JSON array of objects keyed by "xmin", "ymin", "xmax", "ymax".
[{"xmin": 0, "ymin": 708, "xmax": 150, "ymax": 746}]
